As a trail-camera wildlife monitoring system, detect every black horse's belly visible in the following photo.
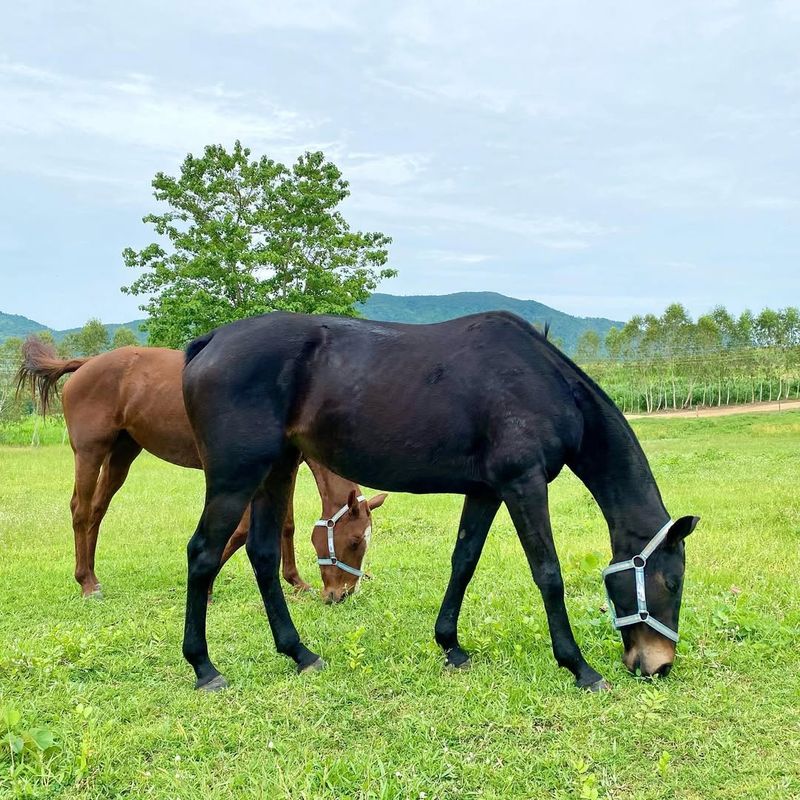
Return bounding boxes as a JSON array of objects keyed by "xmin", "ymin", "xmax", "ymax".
[{"xmin": 291, "ymin": 388, "xmax": 487, "ymax": 494}]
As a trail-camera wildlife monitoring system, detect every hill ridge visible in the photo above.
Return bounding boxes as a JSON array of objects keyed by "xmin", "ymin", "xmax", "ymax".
[{"xmin": 1, "ymin": 292, "xmax": 623, "ymax": 354}]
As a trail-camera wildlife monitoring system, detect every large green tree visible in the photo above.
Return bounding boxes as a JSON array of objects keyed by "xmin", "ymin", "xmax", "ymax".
[{"xmin": 123, "ymin": 142, "xmax": 395, "ymax": 347}]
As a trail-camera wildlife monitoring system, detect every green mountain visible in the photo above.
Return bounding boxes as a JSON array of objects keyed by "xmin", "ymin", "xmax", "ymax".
[
  {"xmin": 0, "ymin": 311, "xmax": 49, "ymax": 340},
  {"xmin": 0, "ymin": 311, "xmax": 147, "ymax": 344},
  {"xmin": 2, "ymin": 293, "xmax": 622, "ymax": 354},
  {"xmin": 359, "ymin": 292, "xmax": 622, "ymax": 353}
]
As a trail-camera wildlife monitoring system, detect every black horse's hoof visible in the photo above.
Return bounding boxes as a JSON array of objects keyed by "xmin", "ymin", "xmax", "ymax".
[
  {"xmin": 444, "ymin": 648, "xmax": 471, "ymax": 670},
  {"xmin": 196, "ymin": 674, "xmax": 228, "ymax": 692},
  {"xmin": 298, "ymin": 657, "xmax": 326, "ymax": 675},
  {"xmin": 584, "ymin": 678, "xmax": 612, "ymax": 693}
]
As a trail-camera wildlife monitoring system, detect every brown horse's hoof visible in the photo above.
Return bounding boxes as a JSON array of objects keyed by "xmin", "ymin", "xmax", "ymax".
[
  {"xmin": 83, "ymin": 586, "xmax": 103, "ymax": 599},
  {"xmin": 585, "ymin": 678, "xmax": 612, "ymax": 693},
  {"xmin": 196, "ymin": 674, "xmax": 228, "ymax": 692},
  {"xmin": 298, "ymin": 657, "xmax": 326, "ymax": 675}
]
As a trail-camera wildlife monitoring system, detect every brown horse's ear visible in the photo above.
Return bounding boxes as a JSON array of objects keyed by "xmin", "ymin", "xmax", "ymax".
[
  {"xmin": 367, "ymin": 493, "xmax": 388, "ymax": 511},
  {"xmin": 666, "ymin": 516, "xmax": 700, "ymax": 547},
  {"xmin": 348, "ymin": 489, "xmax": 361, "ymax": 516}
]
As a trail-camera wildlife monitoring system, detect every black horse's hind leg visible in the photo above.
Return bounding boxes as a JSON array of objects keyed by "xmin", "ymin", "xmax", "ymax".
[
  {"xmin": 503, "ymin": 474, "xmax": 609, "ymax": 691},
  {"xmin": 435, "ymin": 493, "xmax": 501, "ymax": 669},
  {"xmin": 246, "ymin": 449, "xmax": 322, "ymax": 673},
  {"xmin": 183, "ymin": 477, "xmax": 264, "ymax": 691}
]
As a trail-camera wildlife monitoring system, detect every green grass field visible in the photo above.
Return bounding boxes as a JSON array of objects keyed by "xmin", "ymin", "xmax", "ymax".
[{"xmin": 1, "ymin": 412, "xmax": 799, "ymax": 799}]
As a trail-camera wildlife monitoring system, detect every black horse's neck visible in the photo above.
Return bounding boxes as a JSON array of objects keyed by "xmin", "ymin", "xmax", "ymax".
[{"xmin": 567, "ymin": 377, "xmax": 670, "ymax": 557}]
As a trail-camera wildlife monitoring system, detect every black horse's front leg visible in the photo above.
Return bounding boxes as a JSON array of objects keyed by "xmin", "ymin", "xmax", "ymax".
[
  {"xmin": 503, "ymin": 474, "xmax": 609, "ymax": 691},
  {"xmin": 435, "ymin": 493, "xmax": 501, "ymax": 669},
  {"xmin": 246, "ymin": 451, "xmax": 323, "ymax": 674}
]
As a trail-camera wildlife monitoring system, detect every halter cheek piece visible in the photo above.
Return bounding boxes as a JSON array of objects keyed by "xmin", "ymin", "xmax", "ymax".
[
  {"xmin": 314, "ymin": 495, "xmax": 366, "ymax": 578},
  {"xmin": 602, "ymin": 519, "xmax": 679, "ymax": 643}
]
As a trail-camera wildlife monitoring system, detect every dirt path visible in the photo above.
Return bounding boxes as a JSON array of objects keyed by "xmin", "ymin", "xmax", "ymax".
[{"xmin": 626, "ymin": 399, "xmax": 800, "ymax": 420}]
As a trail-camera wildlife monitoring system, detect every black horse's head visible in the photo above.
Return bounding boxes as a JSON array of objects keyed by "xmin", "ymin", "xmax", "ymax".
[{"xmin": 605, "ymin": 515, "xmax": 699, "ymax": 677}]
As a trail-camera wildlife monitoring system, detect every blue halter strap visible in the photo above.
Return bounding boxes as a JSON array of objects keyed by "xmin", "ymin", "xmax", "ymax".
[
  {"xmin": 314, "ymin": 495, "xmax": 366, "ymax": 578},
  {"xmin": 601, "ymin": 519, "xmax": 679, "ymax": 643}
]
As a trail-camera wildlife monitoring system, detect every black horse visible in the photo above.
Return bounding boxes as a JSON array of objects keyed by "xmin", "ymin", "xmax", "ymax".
[{"xmin": 182, "ymin": 311, "xmax": 699, "ymax": 692}]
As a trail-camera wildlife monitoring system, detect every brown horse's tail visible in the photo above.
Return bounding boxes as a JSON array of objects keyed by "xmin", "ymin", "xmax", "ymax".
[{"xmin": 15, "ymin": 337, "xmax": 90, "ymax": 416}]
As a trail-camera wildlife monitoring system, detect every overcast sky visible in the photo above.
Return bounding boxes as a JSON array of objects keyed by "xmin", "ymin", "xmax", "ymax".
[{"xmin": 1, "ymin": 1, "xmax": 799, "ymax": 329}]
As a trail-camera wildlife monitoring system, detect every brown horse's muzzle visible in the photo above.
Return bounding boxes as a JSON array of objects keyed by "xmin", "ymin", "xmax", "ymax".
[{"xmin": 322, "ymin": 586, "xmax": 353, "ymax": 604}]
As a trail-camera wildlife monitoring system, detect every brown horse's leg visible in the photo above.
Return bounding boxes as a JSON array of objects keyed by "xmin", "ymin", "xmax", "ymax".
[
  {"xmin": 207, "ymin": 507, "xmax": 250, "ymax": 602},
  {"xmin": 84, "ymin": 432, "xmax": 143, "ymax": 595},
  {"xmin": 208, "ymin": 463, "xmax": 309, "ymax": 600},
  {"xmin": 280, "ymin": 466, "xmax": 311, "ymax": 592},
  {"xmin": 70, "ymin": 445, "xmax": 110, "ymax": 597}
]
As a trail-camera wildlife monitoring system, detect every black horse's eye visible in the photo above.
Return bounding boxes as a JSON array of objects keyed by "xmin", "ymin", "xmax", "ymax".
[{"xmin": 664, "ymin": 578, "xmax": 680, "ymax": 594}]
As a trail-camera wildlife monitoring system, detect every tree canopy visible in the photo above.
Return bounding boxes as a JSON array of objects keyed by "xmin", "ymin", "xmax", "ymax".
[
  {"xmin": 123, "ymin": 142, "xmax": 395, "ymax": 348},
  {"xmin": 61, "ymin": 318, "xmax": 109, "ymax": 357},
  {"xmin": 111, "ymin": 327, "xmax": 139, "ymax": 349}
]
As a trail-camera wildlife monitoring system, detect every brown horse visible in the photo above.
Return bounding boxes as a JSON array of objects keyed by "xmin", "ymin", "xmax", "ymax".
[{"xmin": 17, "ymin": 339, "xmax": 386, "ymax": 602}]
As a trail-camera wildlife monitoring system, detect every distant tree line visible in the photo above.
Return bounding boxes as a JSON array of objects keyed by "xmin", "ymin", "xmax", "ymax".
[{"xmin": 575, "ymin": 303, "xmax": 800, "ymax": 413}]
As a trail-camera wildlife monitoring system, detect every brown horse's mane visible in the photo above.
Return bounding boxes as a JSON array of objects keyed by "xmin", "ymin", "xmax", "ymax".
[{"xmin": 15, "ymin": 337, "xmax": 90, "ymax": 416}]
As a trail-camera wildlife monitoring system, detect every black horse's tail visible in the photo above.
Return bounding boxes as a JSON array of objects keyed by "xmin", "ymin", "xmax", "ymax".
[{"xmin": 185, "ymin": 331, "xmax": 215, "ymax": 366}]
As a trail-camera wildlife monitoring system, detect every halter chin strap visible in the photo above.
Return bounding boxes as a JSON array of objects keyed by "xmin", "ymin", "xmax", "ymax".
[
  {"xmin": 314, "ymin": 495, "xmax": 366, "ymax": 578},
  {"xmin": 602, "ymin": 519, "xmax": 679, "ymax": 643}
]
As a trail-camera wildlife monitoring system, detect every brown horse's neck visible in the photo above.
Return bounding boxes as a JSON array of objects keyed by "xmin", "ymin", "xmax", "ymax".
[{"xmin": 305, "ymin": 458, "xmax": 361, "ymax": 515}]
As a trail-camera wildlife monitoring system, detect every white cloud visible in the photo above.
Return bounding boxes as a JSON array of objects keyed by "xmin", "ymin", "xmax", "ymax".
[
  {"xmin": 350, "ymin": 191, "xmax": 614, "ymax": 249},
  {"xmin": 420, "ymin": 249, "xmax": 495, "ymax": 264},
  {"xmin": 343, "ymin": 153, "xmax": 429, "ymax": 186},
  {"xmin": 0, "ymin": 62, "xmax": 311, "ymax": 156},
  {"xmin": 201, "ymin": 0, "xmax": 362, "ymax": 32}
]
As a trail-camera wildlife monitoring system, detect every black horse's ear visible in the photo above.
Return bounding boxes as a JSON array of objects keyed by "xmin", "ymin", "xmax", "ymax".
[{"xmin": 666, "ymin": 516, "xmax": 700, "ymax": 547}]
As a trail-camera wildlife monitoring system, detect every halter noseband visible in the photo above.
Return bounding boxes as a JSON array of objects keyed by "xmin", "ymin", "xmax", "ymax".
[
  {"xmin": 314, "ymin": 495, "xmax": 367, "ymax": 578},
  {"xmin": 602, "ymin": 519, "xmax": 679, "ymax": 643}
]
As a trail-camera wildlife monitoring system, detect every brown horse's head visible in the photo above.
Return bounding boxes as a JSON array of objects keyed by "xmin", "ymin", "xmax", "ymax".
[{"xmin": 313, "ymin": 490, "xmax": 387, "ymax": 603}]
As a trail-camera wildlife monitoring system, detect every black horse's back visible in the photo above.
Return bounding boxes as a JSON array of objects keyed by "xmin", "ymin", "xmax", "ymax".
[
  {"xmin": 185, "ymin": 310, "xmax": 583, "ymax": 473},
  {"xmin": 187, "ymin": 311, "xmax": 582, "ymax": 494}
]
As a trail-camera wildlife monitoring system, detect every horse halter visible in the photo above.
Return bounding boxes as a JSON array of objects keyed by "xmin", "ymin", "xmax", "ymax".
[
  {"xmin": 314, "ymin": 495, "xmax": 367, "ymax": 578},
  {"xmin": 602, "ymin": 519, "xmax": 679, "ymax": 643}
]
